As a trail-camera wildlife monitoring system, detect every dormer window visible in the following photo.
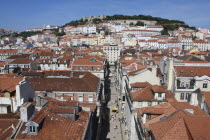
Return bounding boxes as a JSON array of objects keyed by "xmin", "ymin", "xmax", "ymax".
[
  {"xmin": 30, "ymin": 126, "xmax": 36, "ymax": 133},
  {"xmin": 26, "ymin": 121, "xmax": 39, "ymax": 135},
  {"xmin": 147, "ymin": 114, "xmax": 151, "ymax": 119},
  {"xmin": 90, "ymin": 57, "xmax": 96, "ymax": 62},
  {"xmin": 158, "ymin": 93, "xmax": 162, "ymax": 97}
]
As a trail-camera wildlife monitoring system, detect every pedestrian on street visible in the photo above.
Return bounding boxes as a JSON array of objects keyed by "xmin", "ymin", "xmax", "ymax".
[
  {"xmin": 114, "ymin": 125, "xmax": 118, "ymax": 129},
  {"xmin": 111, "ymin": 115, "xmax": 114, "ymax": 121}
]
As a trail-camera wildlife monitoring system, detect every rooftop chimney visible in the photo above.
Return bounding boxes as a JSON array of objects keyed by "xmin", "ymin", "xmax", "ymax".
[{"xmin": 20, "ymin": 102, "xmax": 35, "ymax": 122}]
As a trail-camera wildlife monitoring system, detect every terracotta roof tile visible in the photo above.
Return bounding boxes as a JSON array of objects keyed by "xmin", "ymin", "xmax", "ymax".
[
  {"xmin": 150, "ymin": 115, "xmax": 210, "ymax": 140},
  {"xmin": 16, "ymin": 109, "xmax": 89, "ymax": 140},
  {"xmin": 16, "ymin": 97, "xmax": 90, "ymax": 140},
  {"xmin": 130, "ymin": 82, "xmax": 152, "ymax": 88},
  {"xmin": 44, "ymin": 103, "xmax": 75, "ymax": 114},
  {"xmin": 202, "ymin": 92, "xmax": 210, "ymax": 106},
  {"xmin": 9, "ymin": 58, "xmax": 33, "ymax": 64},
  {"xmin": 0, "ymin": 119, "xmax": 20, "ymax": 139},
  {"xmin": 72, "ymin": 58, "xmax": 103, "ymax": 66},
  {"xmin": 137, "ymin": 101, "xmax": 206, "ymax": 132},
  {"xmin": 28, "ymin": 72, "xmax": 99, "ymax": 92},
  {"xmin": 174, "ymin": 66, "xmax": 210, "ymax": 77},
  {"xmin": 44, "ymin": 96, "xmax": 78, "ymax": 106},
  {"xmin": 0, "ymin": 49, "xmax": 18, "ymax": 54},
  {"xmin": 177, "ymin": 55, "xmax": 208, "ymax": 63},
  {"xmin": 0, "ymin": 77, "xmax": 23, "ymax": 93},
  {"xmin": 128, "ymin": 66, "xmax": 147, "ymax": 76},
  {"xmin": 151, "ymin": 85, "xmax": 166, "ymax": 93},
  {"xmin": 183, "ymin": 116, "xmax": 210, "ymax": 140},
  {"xmin": 83, "ymin": 55, "xmax": 106, "ymax": 62},
  {"xmin": 150, "ymin": 110, "xmax": 192, "ymax": 140},
  {"xmin": 131, "ymin": 85, "xmax": 167, "ymax": 101}
]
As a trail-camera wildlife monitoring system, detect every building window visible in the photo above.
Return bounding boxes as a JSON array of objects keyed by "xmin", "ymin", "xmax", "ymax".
[
  {"xmin": 132, "ymin": 68, "xmax": 136, "ymax": 71},
  {"xmin": 180, "ymin": 93, "xmax": 185, "ymax": 100},
  {"xmin": 138, "ymin": 102, "xmax": 142, "ymax": 106},
  {"xmin": 71, "ymin": 96, "xmax": 74, "ymax": 100},
  {"xmin": 147, "ymin": 114, "xmax": 151, "ymax": 119},
  {"xmin": 148, "ymin": 102, "xmax": 152, "ymax": 106},
  {"xmin": 88, "ymin": 95, "xmax": 93, "ymax": 102},
  {"xmin": 185, "ymin": 93, "xmax": 189, "ymax": 100},
  {"xmin": 73, "ymin": 66, "xmax": 76, "ymax": 70},
  {"xmin": 186, "ymin": 82, "xmax": 189, "ymax": 88},
  {"xmin": 30, "ymin": 126, "xmax": 36, "ymax": 133},
  {"xmin": 180, "ymin": 81, "xmax": 185, "ymax": 87},
  {"xmin": 203, "ymin": 82, "xmax": 208, "ymax": 88},
  {"xmin": 78, "ymin": 95, "xmax": 83, "ymax": 102},
  {"xmin": 158, "ymin": 93, "xmax": 162, "ymax": 97}
]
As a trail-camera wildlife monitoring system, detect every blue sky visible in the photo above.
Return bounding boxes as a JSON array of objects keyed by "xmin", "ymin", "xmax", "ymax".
[{"xmin": 0, "ymin": 0, "xmax": 210, "ymax": 31}]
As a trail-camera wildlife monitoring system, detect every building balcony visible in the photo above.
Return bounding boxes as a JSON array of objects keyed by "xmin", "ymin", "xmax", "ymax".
[
  {"xmin": 156, "ymin": 97, "xmax": 164, "ymax": 101},
  {"xmin": 176, "ymin": 86, "xmax": 195, "ymax": 91},
  {"xmin": 177, "ymin": 86, "xmax": 194, "ymax": 89}
]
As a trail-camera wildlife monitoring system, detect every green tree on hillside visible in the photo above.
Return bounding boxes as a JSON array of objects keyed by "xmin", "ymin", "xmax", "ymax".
[
  {"xmin": 92, "ymin": 18, "xmax": 102, "ymax": 24},
  {"xmin": 136, "ymin": 21, "xmax": 144, "ymax": 26},
  {"xmin": 161, "ymin": 29, "xmax": 169, "ymax": 35},
  {"xmin": 129, "ymin": 22, "xmax": 134, "ymax": 26}
]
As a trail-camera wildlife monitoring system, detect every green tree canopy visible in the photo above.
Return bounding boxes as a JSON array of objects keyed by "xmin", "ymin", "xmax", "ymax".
[{"xmin": 136, "ymin": 21, "xmax": 144, "ymax": 26}]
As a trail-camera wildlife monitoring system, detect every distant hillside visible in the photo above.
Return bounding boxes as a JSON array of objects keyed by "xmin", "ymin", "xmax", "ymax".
[
  {"xmin": 0, "ymin": 28, "xmax": 17, "ymax": 38},
  {"xmin": 64, "ymin": 14, "xmax": 196, "ymax": 35},
  {"xmin": 2, "ymin": 14, "xmax": 196, "ymax": 38},
  {"xmin": 1, "ymin": 28, "xmax": 64, "ymax": 39}
]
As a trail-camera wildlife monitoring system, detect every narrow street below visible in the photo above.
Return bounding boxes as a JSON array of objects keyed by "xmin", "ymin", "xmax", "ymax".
[{"xmin": 105, "ymin": 69, "xmax": 127, "ymax": 140}]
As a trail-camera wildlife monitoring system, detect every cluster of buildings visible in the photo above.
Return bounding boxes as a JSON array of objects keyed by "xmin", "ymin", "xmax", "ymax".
[
  {"xmin": 26, "ymin": 25, "xmax": 60, "ymax": 32},
  {"xmin": 1, "ymin": 16, "xmax": 210, "ymax": 139},
  {"xmin": 0, "ymin": 45, "xmax": 109, "ymax": 139},
  {"xmin": 0, "ymin": 28, "xmax": 17, "ymax": 37},
  {"xmin": 116, "ymin": 45, "xmax": 210, "ymax": 139},
  {"xmin": 0, "ymin": 69, "xmax": 104, "ymax": 139}
]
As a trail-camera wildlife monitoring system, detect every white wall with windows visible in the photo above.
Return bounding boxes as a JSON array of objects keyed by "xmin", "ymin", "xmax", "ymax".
[{"xmin": 103, "ymin": 45, "xmax": 121, "ymax": 65}]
